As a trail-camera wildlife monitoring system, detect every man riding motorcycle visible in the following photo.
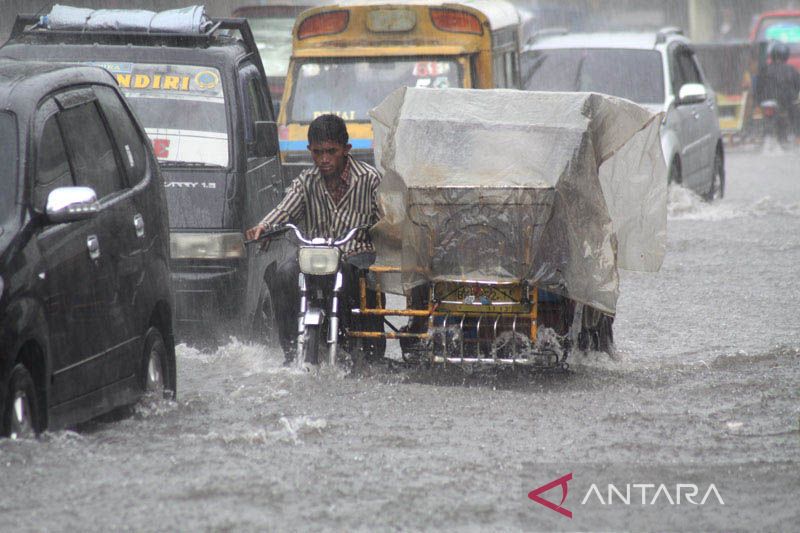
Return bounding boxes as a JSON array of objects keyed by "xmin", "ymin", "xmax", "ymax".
[
  {"xmin": 245, "ymin": 114, "xmax": 383, "ymax": 363},
  {"xmin": 756, "ymin": 41, "xmax": 800, "ymax": 144}
]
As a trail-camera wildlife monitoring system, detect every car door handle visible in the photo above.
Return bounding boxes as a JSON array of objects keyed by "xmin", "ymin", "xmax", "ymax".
[
  {"xmin": 133, "ymin": 213, "xmax": 145, "ymax": 238},
  {"xmin": 692, "ymin": 112, "xmax": 700, "ymax": 119},
  {"xmin": 87, "ymin": 235, "xmax": 100, "ymax": 260}
]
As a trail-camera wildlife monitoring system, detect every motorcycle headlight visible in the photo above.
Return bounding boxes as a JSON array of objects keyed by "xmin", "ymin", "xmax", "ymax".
[
  {"xmin": 170, "ymin": 232, "xmax": 245, "ymax": 260},
  {"xmin": 298, "ymin": 247, "xmax": 340, "ymax": 275}
]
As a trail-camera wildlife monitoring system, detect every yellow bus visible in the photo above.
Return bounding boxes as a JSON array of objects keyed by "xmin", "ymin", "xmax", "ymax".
[{"xmin": 277, "ymin": 0, "xmax": 522, "ymax": 173}]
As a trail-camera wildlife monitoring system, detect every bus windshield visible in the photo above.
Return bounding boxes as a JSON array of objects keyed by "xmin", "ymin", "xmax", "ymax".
[
  {"xmin": 288, "ymin": 58, "xmax": 463, "ymax": 123},
  {"xmin": 92, "ymin": 62, "xmax": 229, "ymax": 167}
]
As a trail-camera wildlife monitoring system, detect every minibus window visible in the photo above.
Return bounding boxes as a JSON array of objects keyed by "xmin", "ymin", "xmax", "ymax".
[{"xmin": 288, "ymin": 58, "xmax": 462, "ymax": 123}]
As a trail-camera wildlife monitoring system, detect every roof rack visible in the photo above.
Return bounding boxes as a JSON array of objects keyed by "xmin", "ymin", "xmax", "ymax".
[
  {"xmin": 10, "ymin": 13, "xmax": 231, "ymax": 43},
  {"xmin": 7, "ymin": 14, "xmax": 273, "ymax": 114},
  {"xmin": 525, "ymin": 27, "xmax": 569, "ymax": 46},
  {"xmin": 656, "ymin": 26, "xmax": 684, "ymax": 44},
  {"xmin": 8, "ymin": 15, "xmax": 258, "ymax": 57}
]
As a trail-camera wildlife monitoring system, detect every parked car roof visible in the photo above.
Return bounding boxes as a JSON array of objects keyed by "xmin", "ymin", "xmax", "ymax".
[
  {"xmin": 0, "ymin": 59, "xmax": 114, "ymax": 113},
  {"xmin": 526, "ymin": 31, "xmax": 688, "ymax": 51}
]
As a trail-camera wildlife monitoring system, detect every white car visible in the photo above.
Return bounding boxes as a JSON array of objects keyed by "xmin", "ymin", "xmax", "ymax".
[{"xmin": 523, "ymin": 28, "xmax": 725, "ymax": 200}]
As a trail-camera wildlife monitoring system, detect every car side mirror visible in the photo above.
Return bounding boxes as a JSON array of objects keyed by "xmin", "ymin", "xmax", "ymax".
[
  {"xmin": 254, "ymin": 121, "xmax": 280, "ymax": 158},
  {"xmin": 678, "ymin": 83, "xmax": 707, "ymax": 105},
  {"xmin": 46, "ymin": 186, "xmax": 100, "ymax": 223}
]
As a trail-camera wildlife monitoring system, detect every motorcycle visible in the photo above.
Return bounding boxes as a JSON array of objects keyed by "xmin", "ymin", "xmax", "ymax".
[{"xmin": 255, "ymin": 223, "xmax": 384, "ymax": 367}]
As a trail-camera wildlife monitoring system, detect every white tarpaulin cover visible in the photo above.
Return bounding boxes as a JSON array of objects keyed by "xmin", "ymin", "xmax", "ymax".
[
  {"xmin": 42, "ymin": 5, "xmax": 212, "ymax": 34},
  {"xmin": 369, "ymin": 87, "xmax": 667, "ymax": 313}
]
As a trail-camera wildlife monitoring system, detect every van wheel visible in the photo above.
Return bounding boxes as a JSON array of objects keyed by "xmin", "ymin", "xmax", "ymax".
[
  {"xmin": 704, "ymin": 150, "xmax": 725, "ymax": 202},
  {"xmin": 2, "ymin": 365, "xmax": 40, "ymax": 439},
  {"xmin": 141, "ymin": 328, "xmax": 172, "ymax": 400},
  {"xmin": 252, "ymin": 284, "xmax": 277, "ymax": 344},
  {"xmin": 668, "ymin": 157, "xmax": 682, "ymax": 185}
]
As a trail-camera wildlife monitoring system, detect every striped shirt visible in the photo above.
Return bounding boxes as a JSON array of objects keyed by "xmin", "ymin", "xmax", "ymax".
[
  {"xmin": 259, "ymin": 155, "xmax": 381, "ymax": 256},
  {"xmin": 326, "ymin": 157, "xmax": 351, "ymax": 205}
]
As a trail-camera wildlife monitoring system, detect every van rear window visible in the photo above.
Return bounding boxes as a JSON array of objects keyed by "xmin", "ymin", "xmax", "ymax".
[{"xmin": 91, "ymin": 62, "xmax": 229, "ymax": 167}]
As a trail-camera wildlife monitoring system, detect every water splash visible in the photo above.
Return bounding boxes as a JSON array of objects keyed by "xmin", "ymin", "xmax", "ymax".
[{"xmin": 667, "ymin": 184, "xmax": 800, "ymax": 221}]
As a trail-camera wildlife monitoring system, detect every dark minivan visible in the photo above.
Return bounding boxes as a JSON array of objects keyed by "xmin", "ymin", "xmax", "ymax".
[
  {"xmin": 0, "ymin": 60, "xmax": 175, "ymax": 437},
  {"xmin": 2, "ymin": 7, "xmax": 286, "ymax": 339}
]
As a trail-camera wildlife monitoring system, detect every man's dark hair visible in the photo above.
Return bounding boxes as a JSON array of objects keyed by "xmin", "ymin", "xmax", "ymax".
[{"xmin": 307, "ymin": 114, "xmax": 349, "ymax": 145}]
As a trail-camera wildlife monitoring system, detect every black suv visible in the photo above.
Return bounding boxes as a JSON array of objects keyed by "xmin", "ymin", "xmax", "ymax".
[
  {"xmin": 2, "ymin": 8, "xmax": 286, "ymax": 340},
  {"xmin": 0, "ymin": 60, "xmax": 175, "ymax": 437}
]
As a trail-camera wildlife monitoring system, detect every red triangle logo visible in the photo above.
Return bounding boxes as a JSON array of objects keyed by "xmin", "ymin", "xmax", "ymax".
[{"xmin": 528, "ymin": 473, "xmax": 573, "ymax": 519}]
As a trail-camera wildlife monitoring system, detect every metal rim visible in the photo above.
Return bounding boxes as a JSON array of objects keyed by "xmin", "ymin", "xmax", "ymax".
[
  {"xmin": 10, "ymin": 390, "xmax": 34, "ymax": 440},
  {"xmin": 146, "ymin": 346, "xmax": 165, "ymax": 395}
]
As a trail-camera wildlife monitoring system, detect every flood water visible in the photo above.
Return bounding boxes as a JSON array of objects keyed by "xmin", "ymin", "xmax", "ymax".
[{"xmin": 2, "ymin": 151, "xmax": 798, "ymax": 531}]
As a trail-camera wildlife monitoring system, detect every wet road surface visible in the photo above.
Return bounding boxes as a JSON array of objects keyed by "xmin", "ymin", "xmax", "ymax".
[{"xmin": 2, "ymin": 151, "xmax": 798, "ymax": 531}]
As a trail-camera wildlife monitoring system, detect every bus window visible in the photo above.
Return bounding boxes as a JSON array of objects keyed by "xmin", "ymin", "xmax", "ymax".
[{"xmin": 288, "ymin": 58, "xmax": 463, "ymax": 123}]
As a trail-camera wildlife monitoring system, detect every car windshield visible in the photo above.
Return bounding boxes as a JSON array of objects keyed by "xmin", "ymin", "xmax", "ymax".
[
  {"xmin": 288, "ymin": 58, "xmax": 463, "ymax": 123},
  {"xmin": 757, "ymin": 17, "xmax": 800, "ymax": 54},
  {"xmin": 0, "ymin": 111, "xmax": 18, "ymax": 230},
  {"xmin": 90, "ymin": 62, "xmax": 229, "ymax": 167},
  {"xmin": 250, "ymin": 17, "xmax": 296, "ymax": 78},
  {"xmin": 523, "ymin": 48, "xmax": 665, "ymax": 105}
]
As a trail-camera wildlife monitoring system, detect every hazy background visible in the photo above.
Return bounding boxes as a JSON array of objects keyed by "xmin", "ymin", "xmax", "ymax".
[{"xmin": 2, "ymin": 0, "xmax": 800, "ymax": 44}]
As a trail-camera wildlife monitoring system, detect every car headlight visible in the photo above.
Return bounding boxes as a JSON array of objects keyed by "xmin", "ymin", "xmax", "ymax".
[
  {"xmin": 298, "ymin": 247, "xmax": 340, "ymax": 275},
  {"xmin": 170, "ymin": 232, "xmax": 245, "ymax": 259}
]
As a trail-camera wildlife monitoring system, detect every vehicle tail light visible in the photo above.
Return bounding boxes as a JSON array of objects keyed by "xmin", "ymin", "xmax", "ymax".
[
  {"xmin": 430, "ymin": 8, "xmax": 482, "ymax": 35},
  {"xmin": 298, "ymin": 11, "xmax": 349, "ymax": 40},
  {"xmin": 278, "ymin": 125, "xmax": 289, "ymax": 140}
]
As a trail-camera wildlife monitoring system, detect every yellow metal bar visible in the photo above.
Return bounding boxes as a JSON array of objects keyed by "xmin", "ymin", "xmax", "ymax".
[
  {"xmin": 369, "ymin": 265, "xmax": 402, "ymax": 273},
  {"xmin": 359, "ymin": 274, "xmax": 367, "ymax": 310},
  {"xmin": 349, "ymin": 331, "xmax": 430, "ymax": 340},
  {"xmin": 353, "ymin": 308, "xmax": 434, "ymax": 317},
  {"xmin": 354, "ymin": 308, "xmax": 532, "ymax": 318}
]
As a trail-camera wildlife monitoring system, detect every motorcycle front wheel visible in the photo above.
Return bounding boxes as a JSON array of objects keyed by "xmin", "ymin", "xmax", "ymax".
[{"xmin": 302, "ymin": 324, "xmax": 321, "ymax": 365}]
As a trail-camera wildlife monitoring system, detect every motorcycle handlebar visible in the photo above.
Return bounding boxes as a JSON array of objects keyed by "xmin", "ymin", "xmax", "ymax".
[
  {"xmin": 333, "ymin": 225, "xmax": 370, "ymax": 246},
  {"xmin": 244, "ymin": 223, "xmax": 371, "ymax": 247},
  {"xmin": 243, "ymin": 225, "xmax": 291, "ymax": 245}
]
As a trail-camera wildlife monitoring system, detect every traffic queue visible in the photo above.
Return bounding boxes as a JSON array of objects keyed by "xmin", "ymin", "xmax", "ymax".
[{"xmin": 1, "ymin": 1, "xmax": 798, "ymax": 438}]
